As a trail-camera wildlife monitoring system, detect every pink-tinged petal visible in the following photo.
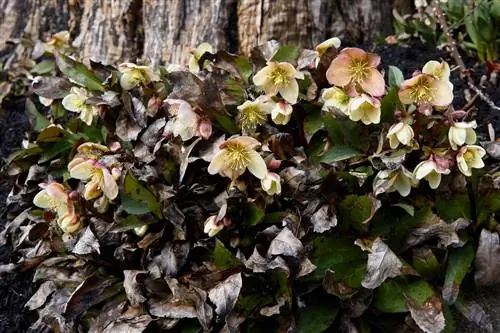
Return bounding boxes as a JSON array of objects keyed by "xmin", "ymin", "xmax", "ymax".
[
  {"xmin": 422, "ymin": 60, "xmax": 441, "ymax": 76},
  {"xmin": 67, "ymin": 157, "xmax": 86, "ymax": 171},
  {"xmin": 33, "ymin": 190, "xmax": 54, "ymax": 209},
  {"xmin": 246, "ymin": 150, "xmax": 267, "ymax": 179},
  {"xmin": 45, "ymin": 183, "xmax": 68, "ymax": 203},
  {"xmin": 427, "ymin": 171, "xmax": 442, "ymax": 189},
  {"xmin": 58, "ymin": 212, "xmax": 80, "ymax": 233},
  {"xmin": 414, "ymin": 160, "xmax": 435, "ymax": 180},
  {"xmin": 207, "ymin": 150, "xmax": 227, "ymax": 175},
  {"xmin": 360, "ymin": 68, "xmax": 385, "ymax": 97},
  {"xmin": 457, "ymin": 158, "xmax": 470, "ymax": 176},
  {"xmin": 252, "ymin": 66, "xmax": 273, "ymax": 87},
  {"xmin": 231, "ymin": 136, "xmax": 261, "ymax": 149},
  {"xmin": 398, "ymin": 87, "xmax": 414, "ymax": 105},
  {"xmin": 393, "ymin": 174, "xmax": 411, "ymax": 197},
  {"xmin": 69, "ymin": 160, "xmax": 94, "ymax": 180},
  {"xmin": 84, "ymin": 179, "xmax": 102, "ymax": 200},
  {"xmin": 101, "ymin": 168, "xmax": 119, "ymax": 200},
  {"xmin": 342, "ymin": 47, "xmax": 367, "ymax": 59},
  {"xmin": 326, "ymin": 53, "xmax": 352, "ymax": 87},
  {"xmin": 367, "ymin": 53, "xmax": 381, "ymax": 67},
  {"xmin": 279, "ymin": 79, "xmax": 299, "ymax": 104},
  {"xmin": 431, "ymin": 79, "xmax": 453, "ymax": 107}
]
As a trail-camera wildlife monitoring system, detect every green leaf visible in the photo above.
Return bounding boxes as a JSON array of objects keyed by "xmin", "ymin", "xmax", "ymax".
[
  {"xmin": 121, "ymin": 194, "xmax": 150, "ymax": 215},
  {"xmin": 36, "ymin": 126, "xmax": 66, "ymax": 143},
  {"xmin": 380, "ymin": 86, "xmax": 399, "ymax": 123},
  {"xmin": 7, "ymin": 145, "xmax": 42, "ymax": 164},
  {"xmin": 323, "ymin": 115, "xmax": 366, "ymax": 150},
  {"xmin": 243, "ymin": 202, "xmax": 265, "ymax": 226},
  {"xmin": 50, "ymin": 102, "xmax": 67, "ymax": 119},
  {"xmin": 320, "ymin": 146, "xmax": 363, "ymax": 163},
  {"xmin": 304, "ymin": 111, "xmax": 324, "ymax": 138},
  {"xmin": 55, "ymin": 52, "xmax": 104, "ymax": 91},
  {"xmin": 388, "ymin": 65, "xmax": 404, "ymax": 87},
  {"xmin": 271, "ymin": 44, "xmax": 301, "ymax": 63},
  {"xmin": 26, "ymin": 98, "xmax": 50, "ymax": 131},
  {"xmin": 31, "ymin": 59, "xmax": 56, "ymax": 74},
  {"xmin": 412, "ymin": 248, "xmax": 440, "ymax": 280},
  {"xmin": 442, "ymin": 244, "xmax": 474, "ymax": 305},
  {"xmin": 39, "ymin": 139, "xmax": 74, "ymax": 163},
  {"xmin": 214, "ymin": 239, "xmax": 241, "ymax": 270},
  {"xmin": 338, "ymin": 195, "xmax": 374, "ymax": 231},
  {"xmin": 307, "ymin": 234, "xmax": 366, "ymax": 286},
  {"xmin": 296, "ymin": 301, "xmax": 339, "ymax": 333},
  {"xmin": 374, "ymin": 278, "xmax": 438, "ymax": 313},
  {"xmin": 435, "ymin": 192, "xmax": 472, "ymax": 221},
  {"xmin": 234, "ymin": 55, "xmax": 253, "ymax": 83},
  {"xmin": 123, "ymin": 171, "xmax": 163, "ymax": 218},
  {"xmin": 215, "ymin": 114, "xmax": 238, "ymax": 134}
]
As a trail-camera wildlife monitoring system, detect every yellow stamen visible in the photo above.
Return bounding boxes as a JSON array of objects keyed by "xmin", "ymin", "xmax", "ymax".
[
  {"xmin": 463, "ymin": 151, "xmax": 475, "ymax": 163},
  {"xmin": 239, "ymin": 105, "xmax": 267, "ymax": 132},
  {"xmin": 269, "ymin": 68, "xmax": 290, "ymax": 87},
  {"xmin": 409, "ymin": 77, "xmax": 433, "ymax": 104},
  {"xmin": 223, "ymin": 142, "xmax": 251, "ymax": 174},
  {"xmin": 349, "ymin": 59, "xmax": 370, "ymax": 82}
]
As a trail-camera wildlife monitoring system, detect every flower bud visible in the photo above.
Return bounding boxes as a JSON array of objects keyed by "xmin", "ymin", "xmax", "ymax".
[
  {"xmin": 147, "ymin": 96, "xmax": 162, "ymax": 117},
  {"xmin": 204, "ymin": 215, "xmax": 224, "ymax": 237},
  {"xmin": 261, "ymin": 172, "xmax": 282, "ymax": 195},
  {"xmin": 267, "ymin": 159, "xmax": 282, "ymax": 171},
  {"xmin": 198, "ymin": 118, "xmax": 213, "ymax": 140},
  {"xmin": 68, "ymin": 190, "xmax": 80, "ymax": 201},
  {"xmin": 109, "ymin": 141, "xmax": 122, "ymax": 152}
]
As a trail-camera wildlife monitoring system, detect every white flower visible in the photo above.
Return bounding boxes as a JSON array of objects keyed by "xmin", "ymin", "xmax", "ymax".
[
  {"xmin": 118, "ymin": 63, "xmax": 159, "ymax": 90},
  {"xmin": 208, "ymin": 135, "xmax": 267, "ymax": 180},
  {"xmin": 456, "ymin": 145, "xmax": 486, "ymax": 176},
  {"xmin": 399, "ymin": 73, "xmax": 453, "ymax": 107},
  {"xmin": 387, "ymin": 122, "xmax": 414, "ymax": 149},
  {"xmin": 69, "ymin": 159, "xmax": 120, "ymax": 201},
  {"xmin": 448, "ymin": 121, "xmax": 477, "ymax": 150},
  {"xmin": 188, "ymin": 43, "xmax": 214, "ymax": 73},
  {"xmin": 237, "ymin": 96, "xmax": 275, "ymax": 133},
  {"xmin": 165, "ymin": 99, "xmax": 200, "ymax": 141},
  {"xmin": 271, "ymin": 100, "xmax": 293, "ymax": 125},
  {"xmin": 62, "ymin": 87, "xmax": 99, "ymax": 125},
  {"xmin": 413, "ymin": 157, "xmax": 451, "ymax": 189},
  {"xmin": 253, "ymin": 62, "xmax": 304, "ymax": 104},
  {"xmin": 261, "ymin": 172, "xmax": 281, "ymax": 195},
  {"xmin": 348, "ymin": 94, "xmax": 381, "ymax": 125},
  {"xmin": 315, "ymin": 37, "xmax": 341, "ymax": 57},
  {"xmin": 374, "ymin": 167, "xmax": 417, "ymax": 197},
  {"xmin": 321, "ymin": 87, "xmax": 350, "ymax": 115},
  {"xmin": 422, "ymin": 60, "xmax": 453, "ymax": 89},
  {"xmin": 204, "ymin": 215, "xmax": 224, "ymax": 237}
]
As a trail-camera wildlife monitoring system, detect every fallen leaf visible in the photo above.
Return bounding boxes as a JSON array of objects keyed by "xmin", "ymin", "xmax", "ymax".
[
  {"xmin": 455, "ymin": 297, "xmax": 493, "ymax": 333},
  {"xmin": 474, "ymin": 229, "xmax": 500, "ymax": 287},
  {"xmin": 310, "ymin": 204, "xmax": 337, "ymax": 233},
  {"xmin": 267, "ymin": 228, "xmax": 303, "ymax": 258},
  {"xmin": 179, "ymin": 137, "xmax": 202, "ymax": 183},
  {"xmin": 208, "ymin": 273, "xmax": 242, "ymax": 318},
  {"xmin": 123, "ymin": 270, "xmax": 148, "ymax": 307},
  {"xmin": 243, "ymin": 247, "xmax": 290, "ymax": 275},
  {"xmin": 407, "ymin": 296, "xmax": 445, "ymax": 333},
  {"xmin": 101, "ymin": 314, "xmax": 153, "ymax": 333},
  {"xmin": 31, "ymin": 75, "xmax": 72, "ymax": 99},
  {"xmin": 72, "ymin": 227, "xmax": 100, "ymax": 255},
  {"xmin": 25, "ymin": 281, "xmax": 57, "ymax": 311}
]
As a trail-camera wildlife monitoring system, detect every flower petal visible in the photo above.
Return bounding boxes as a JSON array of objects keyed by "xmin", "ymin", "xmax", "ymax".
[
  {"xmin": 84, "ymin": 178, "xmax": 102, "ymax": 200},
  {"xmin": 62, "ymin": 94, "xmax": 84, "ymax": 112},
  {"xmin": 101, "ymin": 168, "xmax": 119, "ymax": 200},
  {"xmin": 393, "ymin": 174, "xmax": 411, "ymax": 196},
  {"xmin": 360, "ymin": 68, "xmax": 385, "ymax": 97},
  {"xmin": 367, "ymin": 53, "xmax": 381, "ymax": 67},
  {"xmin": 325, "ymin": 53, "xmax": 352, "ymax": 87},
  {"xmin": 253, "ymin": 65, "xmax": 273, "ymax": 87},
  {"xmin": 120, "ymin": 71, "xmax": 141, "ymax": 90},
  {"xmin": 426, "ymin": 171, "xmax": 442, "ymax": 189},
  {"xmin": 69, "ymin": 160, "xmax": 94, "ymax": 180},
  {"xmin": 80, "ymin": 106, "xmax": 94, "ymax": 125},
  {"xmin": 278, "ymin": 79, "xmax": 299, "ymax": 104},
  {"xmin": 246, "ymin": 150, "xmax": 267, "ymax": 179},
  {"xmin": 430, "ymin": 79, "xmax": 453, "ymax": 107},
  {"xmin": 414, "ymin": 160, "xmax": 435, "ymax": 180},
  {"xmin": 33, "ymin": 190, "xmax": 54, "ymax": 209},
  {"xmin": 207, "ymin": 150, "xmax": 227, "ymax": 175}
]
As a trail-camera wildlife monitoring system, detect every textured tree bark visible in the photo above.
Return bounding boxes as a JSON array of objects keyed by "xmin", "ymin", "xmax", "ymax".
[{"xmin": 0, "ymin": 0, "xmax": 413, "ymax": 66}]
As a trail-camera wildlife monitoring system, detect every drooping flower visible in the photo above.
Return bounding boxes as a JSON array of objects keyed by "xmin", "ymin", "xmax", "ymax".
[
  {"xmin": 456, "ymin": 145, "xmax": 486, "ymax": 177},
  {"xmin": 69, "ymin": 159, "xmax": 120, "ymax": 201},
  {"xmin": 270, "ymin": 100, "xmax": 293, "ymax": 125},
  {"xmin": 44, "ymin": 30, "xmax": 70, "ymax": 52},
  {"xmin": 348, "ymin": 94, "xmax": 381, "ymax": 125},
  {"xmin": 208, "ymin": 135, "xmax": 267, "ymax": 180},
  {"xmin": 261, "ymin": 172, "xmax": 282, "ymax": 195},
  {"xmin": 387, "ymin": 122, "xmax": 414, "ymax": 149},
  {"xmin": 188, "ymin": 42, "xmax": 214, "ymax": 73},
  {"xmin": 253, "ymin": 62, "xmax": 305, "ymax": 104},
  {"xmin": 413, "ymin": 156, "xmax": 451, "ymax": 189},
  {"xmin": 62, "ymin": 87, "xmax": 99, "ymax": 125},
  {"xmin": 118, "ymin": 63, "xmax": 159, "ymax": 90},
  {"xmin": 448, "ymin": 121, "xmax": 477, "ymax": 150},
  {"xmin": 204, "ymin": 215, "xmax": 224, "ymax": 237},
  {"xmin": 33, "ymin": 182, "xmax": 81, "ymax": 233},
  {"xmin": 373, "ymin": 167, "xmax": 418, "ymax": 197},
  {"xmin": 237, "ymin": 97, "xmax": 275, "ymax": 133},
  {"xmin": 326, "ymin": 47, "xmax": 385, "ymax": 97},
  {"xmin": 315, "ymin": 37, "xmax": 342, "ymax": 57},
  {"xmin": 165, "ymin": 99, "xmax": 200, "ymax": 141},
  {"xmin": 321, "ymin": 87, "xmax": 350, "ymax": 115},
  {"xmin": 398, "ymin": 74, "xmax": 453, "ymax": 107}
]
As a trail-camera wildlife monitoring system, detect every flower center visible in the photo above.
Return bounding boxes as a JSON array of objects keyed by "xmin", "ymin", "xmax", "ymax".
[
  {"xmin": 409, "ymin": 77, "xmax": 433, "ymax": 104},
  {"xmin": 463, "ymin": 151, "xmax": 475, "ymax": 164},
  {"xmin": 224, "ymin": 142, "xmax": 251, "ymax": 173},
  {"xmin": 269, "ymin": 68, "xmax": 290, "ymax": 88},
  {"xmin": 349, "ymin": 58, "xmax": 370, "ymax": 82},
  {"xmin": 239, "ymin": 105, "xmax": 267, "ymax": 132}
]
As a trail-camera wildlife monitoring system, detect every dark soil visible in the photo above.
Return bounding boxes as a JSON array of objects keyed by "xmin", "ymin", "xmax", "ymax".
[
  {"xmin": 0, "ymin": 41, "xmax": 498, "ymax": 333},
  {"xmin": 0, "ymin": 98, "xmax": 37, "ymax": 333}
]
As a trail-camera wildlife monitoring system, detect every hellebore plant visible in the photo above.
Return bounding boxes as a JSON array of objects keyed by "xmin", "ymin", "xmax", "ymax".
[{"xmin": 6, "ymin": 31, "xmax": 497, "ymax": 333}]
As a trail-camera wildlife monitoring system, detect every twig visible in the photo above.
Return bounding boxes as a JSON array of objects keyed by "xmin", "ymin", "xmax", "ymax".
[{"xmin": 433, "ymin": 1, "xmax": 500, "ymax": 112}]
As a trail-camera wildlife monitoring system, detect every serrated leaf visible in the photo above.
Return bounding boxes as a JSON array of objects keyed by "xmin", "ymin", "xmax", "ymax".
[
  {"xmin": 321, "ymin": 146, "xmax": 362, "ymax": 163},
  {"xmin": 123, "ymin": 171, "xmax": 162, "ymax": 218},
  {"xmin": 55, "ymin": 52, "xmax": 104, "ymax": 91},
  {"xmin": 26, "ymin": 98, "xmax": 50, "ymax": 131}
]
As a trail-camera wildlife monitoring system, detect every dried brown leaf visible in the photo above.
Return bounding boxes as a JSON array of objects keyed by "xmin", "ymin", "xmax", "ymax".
[
  {"xmin": 208, "ymin": 273, "xmax": 242, "ymax": 318},
  {"xmin": 475, "ymin": 229, "xmax": 500, "ymax": 287}
]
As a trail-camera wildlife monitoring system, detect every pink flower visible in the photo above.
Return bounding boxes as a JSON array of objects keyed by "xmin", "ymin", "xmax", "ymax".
[{"xmin": 326, "ymin": 48, "xmax": 385, "ymax": 97}]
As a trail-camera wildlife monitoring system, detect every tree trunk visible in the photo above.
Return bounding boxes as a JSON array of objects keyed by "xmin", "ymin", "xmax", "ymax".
[{"xmin": 0, "ymin": 0, "xmax": 413, "ymax": 67}]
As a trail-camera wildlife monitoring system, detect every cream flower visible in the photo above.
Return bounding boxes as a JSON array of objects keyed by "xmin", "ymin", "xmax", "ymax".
[
  {"xmin": 44, "ymin": 30, "xmax": 70, "ymax": 52},
  {"xmin": 204, "ymin": 215, "xmax": 224, "ymax": 237},
  {"xmin": 208, "ymin": 136, "xmax": 267, "ymax": 180},
  {"xmin": 165, "ymin": 99, "xmax": 200, "ymax": 141},
  {"xmin": 33, "ymin": 182, "xmax": 81, "ymax": 233},
  {"xmin": 69, "ymin": 159, "xmax": 120, "ymax": 201},
  {"xmin": 62, "ymin": 87, "xmax": 99, "ymax": 125},
  {"xmin": 456, "ymin": 145, "xmax": 486, "ymax": 177},
  {"xmin": 348, "ymin": 94, "xmax": 381, "ymax": 125},
  {"xmin": 188, "ymin": 43, "xmax": 213, "ymax": 73},
  {"xmin": 261, "ymin": 172, "xmax": 281, "ymax": 195},
  {"xmin": 398, "ymin": 74, "xmax": 453, "ymax": 107},
  {"xmin": 373, "ymin": 167, "xmax": 417, "ymax": 197},
  {"xmin": 326, "ymin": 47, "xmax": 385, "ymax": 97},
  {"xmin": 271, "ymin": 100, "xmax": 293, "ymax": 125},
  {"xmin": 39, "ymin": 96, "xmax": 53, "ymax": 107},
  {"xmin": 118, "ymin": 63, "xmax": 159, "ymax": 90},
  {"xmin": 315, "ymin": 37, "xmax": 342, "ymax": 57},
  {"xmin": 321, "ymin": 87, "xmax": 350, "ymax": 115},
  {"xmin": 387, "ymin": 122, "xmax": 414, "ymax": 149},
  {"xmin": 448, "ymin": 121, "xmax": 477, "ymax": 150},
  {"xmin": 253, "ymin": 62, "xmax": 304, "ymax": 104},
  {"xmin": 422, "ymin": 60, "xmax": 453, "ymax": 89},
  {"xmin": 413, "ymin": 157, "xmax": 451, "ymax": 189},
  {"xmin": 237, "ymin": 97, "xmax": 275, "ymax": 133}
]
